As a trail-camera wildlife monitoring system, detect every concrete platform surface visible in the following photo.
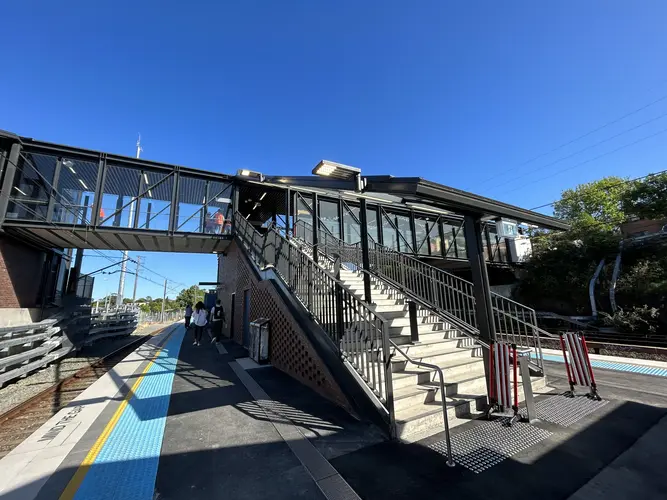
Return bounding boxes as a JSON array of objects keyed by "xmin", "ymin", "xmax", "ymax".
[{"xmin": 3, "ymin": 323, "xmax": 667, "ymax": 500}]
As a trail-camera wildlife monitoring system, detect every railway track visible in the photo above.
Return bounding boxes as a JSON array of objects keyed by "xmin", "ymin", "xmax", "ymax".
[{"xmin": 0, "ymin": 329, "xmax": 165, "ymax": 460}]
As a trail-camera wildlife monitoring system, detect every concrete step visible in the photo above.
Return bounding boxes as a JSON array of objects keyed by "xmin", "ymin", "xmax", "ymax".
[
  {"xmin": 389, "ymin": 323, "xmax": 454, "ymax": 337},
  {"xmin": 395, "ymin": 394, "xmax": 487, "ymax": 439},
  {"xmin": 390, "ymin": 346, "xmax": 478, "ymax": 372},
  {"xmin": 390, "ymin": 329, "xmax": 460, "ymax": 346},
  {"xmin": 389, "ymin": 316, "xmax": 446, "ymax": 328},
  {"xmin": 392, "ymin": 337, "xmax": 462, "ymax": 356},
  {"xmin": 396, "ymin": 375, "xmax": 549, "ymax": 441}
]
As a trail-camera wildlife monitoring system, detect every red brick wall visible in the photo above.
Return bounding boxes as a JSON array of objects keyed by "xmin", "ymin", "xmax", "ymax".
[
  {"xmin": 0, "ymin": 236, "xmax": 45, "ymax": 308},
  {"xmin": 218, "ymin": 241, "xmax": 352, "ymax": 411}
]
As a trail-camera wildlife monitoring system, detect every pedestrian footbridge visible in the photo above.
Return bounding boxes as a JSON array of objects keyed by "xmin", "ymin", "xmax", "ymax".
[{"xmin": 0, "ymin": 131, "xmax": 234, "ymax": 253}]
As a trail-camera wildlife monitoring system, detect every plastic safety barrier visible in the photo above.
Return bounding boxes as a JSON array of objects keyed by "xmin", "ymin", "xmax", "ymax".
[
  {"xmin": 488, "ymin": 341, "xmax": 520, "ymax": 424},
  {"xmin": 559, "ymin": 333, "xmax": 601, "ymax": 400}
]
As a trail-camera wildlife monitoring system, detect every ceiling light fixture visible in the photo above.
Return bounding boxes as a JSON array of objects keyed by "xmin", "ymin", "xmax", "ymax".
[
  {"xmin": 63, "ymin": 159, "xmax": 76, "ymax": 174},
  {"xmin": 312, "ymin": 160, "xmax": 361, "ymax": 181},
  {"xmin": 79, "ymin": 179, "xmax": 88, "ymax": 190},
  {"xmin": 14, "ymin": 186, "xmax": 27, "ymax": 196},
  {"xmin": 143, "ymin": 173, "xmax": 149, "ymax": 184},
  {"xmin": 237, "ymin": 169, "xmax": 265, "ymax": 182}
]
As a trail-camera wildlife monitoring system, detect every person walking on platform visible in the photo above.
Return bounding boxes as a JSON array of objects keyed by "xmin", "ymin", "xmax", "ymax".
[
  {"xmin": 191, "ymin": 301, "xmax": 207, "ymax": 346},
  {"xmin": 184, "ymin": 303, "xmax": 193, "ymax": 328},
  {"xmin": 210, "ymin": 299, "xmax": 226, "ymax": 344}
]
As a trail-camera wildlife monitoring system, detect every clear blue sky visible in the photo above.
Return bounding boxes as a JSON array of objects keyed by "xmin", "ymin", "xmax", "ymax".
[{"xmin": 3, "ymin": 1, "xmax": 667, "ymax": 299}]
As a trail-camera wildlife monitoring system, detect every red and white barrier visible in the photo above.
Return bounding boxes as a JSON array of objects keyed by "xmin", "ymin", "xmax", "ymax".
[
  {"xmin": 488, "ymin": 342, "xmax": 519, "ymax": 423},
  {"xmin": 559, "ymin": 333, "xmax": 601, "ymax": 400}
]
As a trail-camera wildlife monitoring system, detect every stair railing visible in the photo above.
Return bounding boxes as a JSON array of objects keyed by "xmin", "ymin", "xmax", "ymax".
[
  {"xmin": 236, "ymin": 214, "xmax": 396, "ymax": 434},
  {"xmin": 304, "ymin": 229, "xmax": 548, "ymax": 374}
]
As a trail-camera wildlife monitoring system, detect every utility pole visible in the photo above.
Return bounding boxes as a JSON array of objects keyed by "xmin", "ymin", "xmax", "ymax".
[
  {"xmin": 132, "ymin": 256, "xmax": 141, "ymax": 303},
  {"xmin": 161, "ymin": 278, "xmax": 167, "ymax": 322},
  {"xmin": 117, "ymin": 134, "xmax": 143, "ymax": 306}
]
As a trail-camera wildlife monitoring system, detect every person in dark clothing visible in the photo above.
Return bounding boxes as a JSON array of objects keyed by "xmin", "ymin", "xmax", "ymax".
[
  {"xmin": 191, "ymin": 301, "xmax": 207, "ymax": 346},
  {"xmin": 184, "ymin": 303, "xmax": 193, "ymax": 328},
  {"xmin": 210, "ymin": 299, "xmax": 226, "ymax": 343}
]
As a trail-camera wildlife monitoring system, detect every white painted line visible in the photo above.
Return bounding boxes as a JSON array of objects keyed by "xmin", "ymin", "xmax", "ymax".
[{"xmin": 0, "ymin": 326, "xmax": 178, "ymax": 500}]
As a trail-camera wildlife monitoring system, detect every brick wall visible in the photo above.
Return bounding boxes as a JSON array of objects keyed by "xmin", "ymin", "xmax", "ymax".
[
  {"xmin": 0, "ymin": 236, "xmax": 45, "ymax": 308},
  {"xmin": 218, "ymin": 241, "xmax": 352, "ymax": 411}
]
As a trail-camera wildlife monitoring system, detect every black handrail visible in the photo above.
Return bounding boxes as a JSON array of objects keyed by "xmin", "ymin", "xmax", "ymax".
[{"xmin": 235, "ymin": 213, "xmax": 397, "ymax": 434}]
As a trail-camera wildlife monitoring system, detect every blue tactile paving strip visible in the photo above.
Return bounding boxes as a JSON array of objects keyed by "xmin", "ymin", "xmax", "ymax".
[
  {"xmin": 73, "ymin": 328, "xmax": 185, "ymax": 500},
  {"xmin": 542, "ymin": 353, "xmax": 667, "ymax": 378}
]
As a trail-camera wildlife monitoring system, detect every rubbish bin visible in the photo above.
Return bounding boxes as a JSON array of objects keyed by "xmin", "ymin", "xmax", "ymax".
[{"xmin": 249, "ymin": 318, "xmax": 270, "ymax": 364}]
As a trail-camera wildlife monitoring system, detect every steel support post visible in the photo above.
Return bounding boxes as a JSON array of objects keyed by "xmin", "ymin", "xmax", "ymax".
[
  {"xmin": 285, "ymin": 187, "xmax": 291, "ymax": 239},
  {"xmin": 409, "ymin": 210, "xmax": 417, "ymax": 255},
  {"xmin": 359, "ymin": 198, "xmax": 373, "ymax": 304},
  {"xmin": 312, "ymin": 192, "xmax": 319, "ymax": 263},
  {"xmin": 92, "ymin": 156, "xmax": 107, "ymax": 227},
  {"xmin": 46, "ymin": 158, "xmax": 62, "ymax": 222},
  {"xmin": 408, "ymin": 301, "xmax": 420, "ymax": 342},
  {"xmin": 168, "ymin": 171, "xmax": 180, "ymax": 233},
  {"xmin": 463, "ymin": 214, "xmax": 497, "ymax": 397},
  {"xmin": 0, "ymin": 143, "xmax": 21, "ymax": 225}
]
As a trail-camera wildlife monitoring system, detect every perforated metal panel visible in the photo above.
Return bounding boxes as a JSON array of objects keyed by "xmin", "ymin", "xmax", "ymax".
[
  {"xmin": 520, "ymin": 395, "xmax": 609, "ymax": 427},
  {"xmin": 430, "ymin": 420, "xmax": 552, "ymax": 474}
]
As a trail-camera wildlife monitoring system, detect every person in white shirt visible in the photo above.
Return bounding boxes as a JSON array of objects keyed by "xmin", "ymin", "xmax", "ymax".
[{"xmin": 191, "ymin": 301, "xmax": 208, "ymax": 346}]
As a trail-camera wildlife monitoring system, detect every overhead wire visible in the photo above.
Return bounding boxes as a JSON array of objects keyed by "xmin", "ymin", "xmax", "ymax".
[
  {"xmin": 529, "ymin": 169, "xmax": 667, "ymax": 211},
  {"xmin": 483, "ymin": 110, "xmax": 667, "ymax": 193},
  {"xmin": 473, "ymin": 91, "xmax": 667, "ymax": 188},
  {"xmin": 500, "ymin": 125, "xmax": 667, "ymax": 198}
]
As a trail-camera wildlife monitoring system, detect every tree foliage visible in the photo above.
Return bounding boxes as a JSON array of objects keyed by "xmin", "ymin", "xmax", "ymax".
[
  {"xmin": 621, "ymin": 172, "xmax": 667, "ymax": 221},
  {"xmin": 175, "ymin": 285, "xmax": 205, "ymax": 308},
  {"xmin": 553, "ymin": 176, "xmax": 630, "ymax": 234},
  {"xmin": 518, "ymin": 174, "xmax": 666, "ymax": 333}
]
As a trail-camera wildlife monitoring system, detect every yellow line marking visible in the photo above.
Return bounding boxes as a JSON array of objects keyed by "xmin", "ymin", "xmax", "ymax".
[{"xmin": 59, "ymin": 337, "xmax": 169, "ymax": 500}]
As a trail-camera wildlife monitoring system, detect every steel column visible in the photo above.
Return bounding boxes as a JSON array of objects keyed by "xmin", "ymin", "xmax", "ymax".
[
  {"xmin": 375, "ymin": 206, "xmax": 384, "ymax": 246},
  {"xmin": 0, "ymin": 143, "xmax": 21, "ymax": 225},
  {"xmin": 337, "ymin": 196, "xmax": 345, "ymax": 243},
  {"xmin": 168, "ymin": 170, "xmax": 180, "ymax": 233},
  {"xmin": 92, "ymin": 156, "xmax": 107, "ymax": 227},
  {"xmin": 133, "ymin": 171, "xmax": 144, "ymax": 230},
  {"xmin": 463, "ymin": 214, "xmax": 497, "ymax": 396},
  {"xmin": 438, "ymin": 220, "xmax": 446, "ymax": 258},
  {"xmin": 359, "ymin": 198, "xmax": 373, "ymax": 304},
  {"xmin": 46, "ymin": 158, "xmax": 62, "ymax": 222},
  {"xmin": 285, "ymin": 187, "xmax": 291, "ymax": 239},
  {"xmin": 312, "ymin": 192, "xmax": 319, "ymax": 263},
  {"xmin": 409, "ymin": 210, "xmax": 417, "ymax": 255}
]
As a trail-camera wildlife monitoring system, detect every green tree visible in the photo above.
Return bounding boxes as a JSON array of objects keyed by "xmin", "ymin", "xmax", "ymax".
[
  {"xmin": 553, "ymin": 176, "xmax": 630, "ymax": 234},
  {"xmin": 175, "ymin": 285, "xmax": 204, "ymax": 308},
  {"xmin": 621, "ymin": 172, "xmax": 667, "ymax": 220}
]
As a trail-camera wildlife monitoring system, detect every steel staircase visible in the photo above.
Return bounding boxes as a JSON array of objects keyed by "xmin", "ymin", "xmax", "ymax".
[{"xmin": 292, "ymin": 220, "xmax": 548, "ymax": 440}]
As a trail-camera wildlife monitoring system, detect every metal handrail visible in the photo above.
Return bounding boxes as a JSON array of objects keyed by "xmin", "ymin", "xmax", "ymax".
[
  {"xmin": 307, "ymin": 230, "xmax": 548, "ymax": 373},
  {"xmin": 390, "ymin": 340, "xmax": 454, "ymax": 467},
  {"xmin": 235, "ymin": 213, "xmax": 396, "ymax": 435}
]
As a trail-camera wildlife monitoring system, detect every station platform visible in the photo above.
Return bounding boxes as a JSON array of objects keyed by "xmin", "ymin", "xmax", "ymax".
[{"xmin": 2, "ymin": 324, "xmax": 667, "ymax": 500}]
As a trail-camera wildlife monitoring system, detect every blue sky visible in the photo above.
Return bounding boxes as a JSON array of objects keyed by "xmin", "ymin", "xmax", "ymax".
[{"xmin": 3, "ymin": 1, "xmax": 667, "ymax": 299}]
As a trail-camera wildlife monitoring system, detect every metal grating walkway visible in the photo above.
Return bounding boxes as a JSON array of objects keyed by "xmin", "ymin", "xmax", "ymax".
[{"xmin": 430, "ymin": 420, "xmax": 552, "ymax": 474}]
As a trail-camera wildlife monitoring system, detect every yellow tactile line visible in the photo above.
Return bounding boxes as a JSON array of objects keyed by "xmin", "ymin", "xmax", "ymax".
[{"xmin": 59, "ymin": 333, "xmax": 171, "ymax": 500}]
